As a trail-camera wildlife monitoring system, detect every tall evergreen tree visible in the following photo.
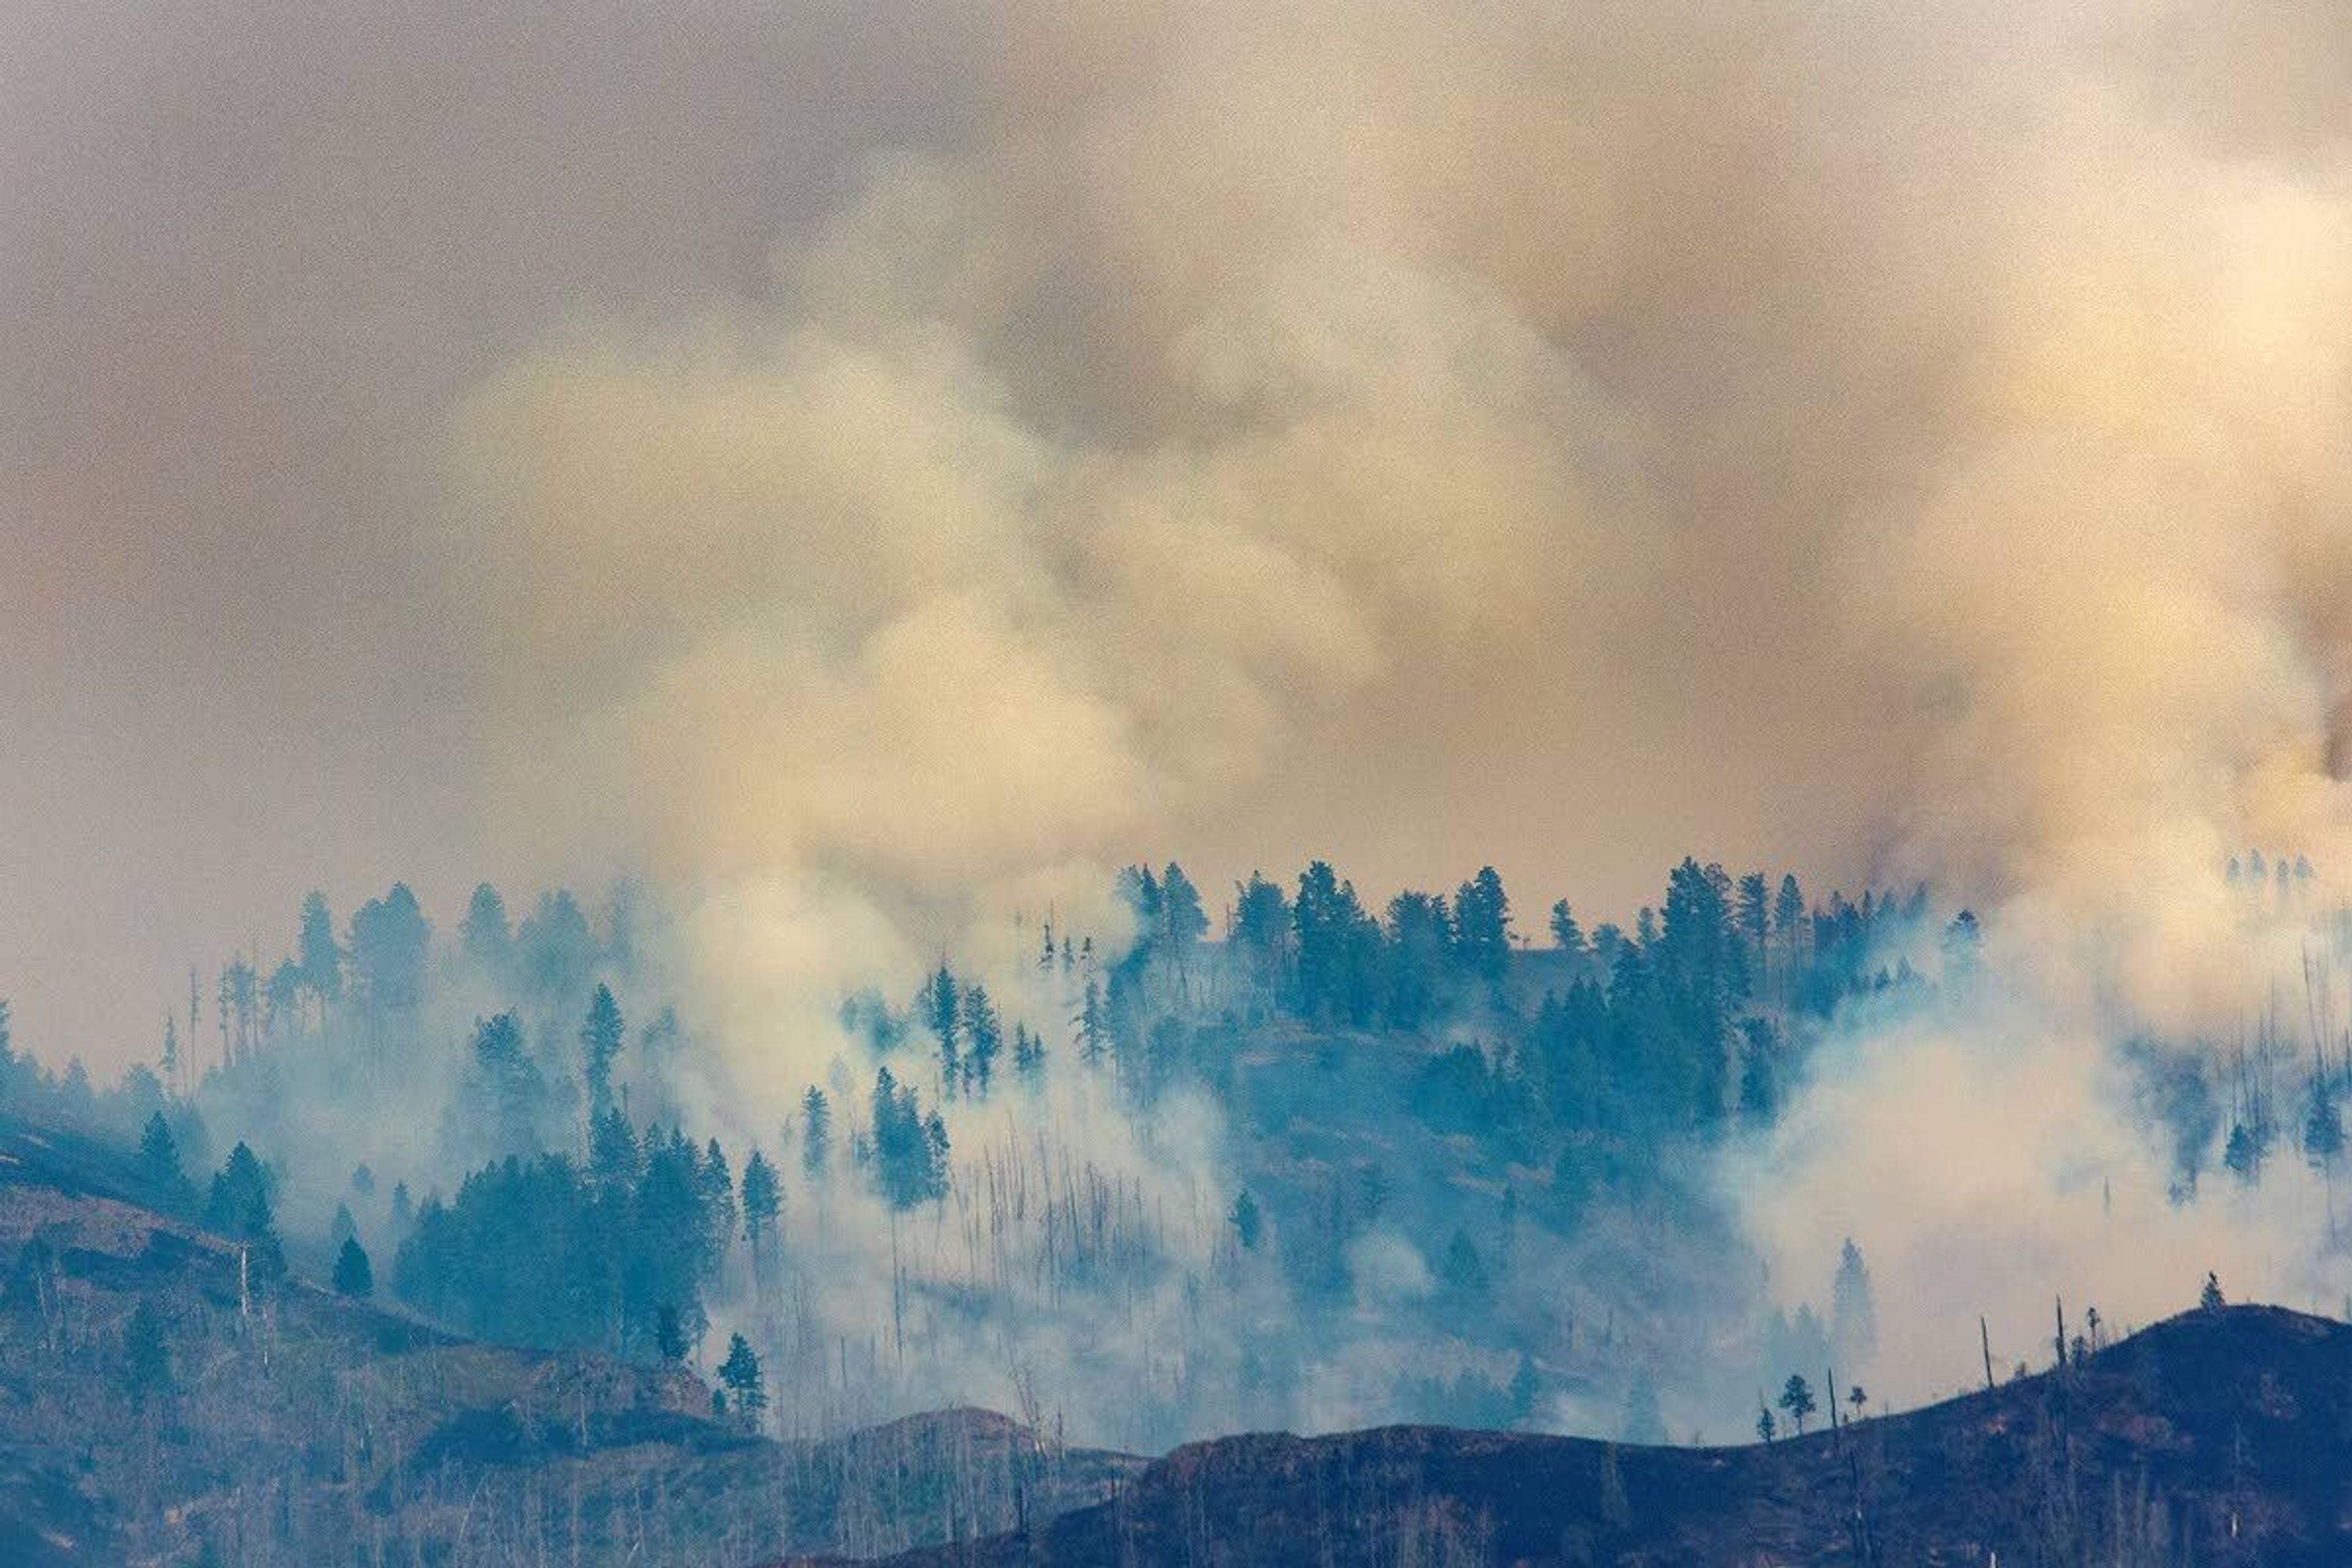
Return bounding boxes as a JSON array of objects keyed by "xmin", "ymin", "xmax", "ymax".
[
  {"xmin": 516, "ymin": 889, "xmax": 597, "ymax": 1003},
  {"xmin": 460, "ymin": 883, "xmax": 514, "ymax": 979},
  {"xmin": 740, "ymin": 1148, "xmax": 781, "ymax": 1276},
  {"xmin": 870, "ymin": 1068, "xmax": 948, "ymax": 1209},
  {"xmin": 1077, "ymin": 979, "xmax": 1108, "ymax": 1066},
  {"xmin": 581, "ymin": 984, "xmax": 625, "ymax": 1123},
  {"xmin": 470, "ymin": 1011, "xmax": 547, "ymax": 1158},
  {"xmin": 1292, "ymin": 862, "xmax": 1381, "ymax": 1025},
  {"xmin": 347, "ymin": 884, "xmax": 430, "ymax": 1023},
  {"xmin": 333, "ymin": 1237, "xmax": 374, "ymax": 1297},
  {"xmin": 1776, "ymin": 1373, "xmax": 1816, "ymax": 1435},
  {"xmin": 1160, "ymin": 862, "xmax": 1209, "ymax": 971},
  {"xmin": 1736, "ymin": 873, "xmax": 1770, "ymax": 969},
  {"xmin": 718, "ymin": 1333, "xmax": 766, "ymax": 1424},
  {"xmin": 590, "ymin": 1105, "xmax": 643, "ymax": 1189},
  {"xmin": 206, "ymin": 1144, "xmax": 287, "ymax": 1289},
  {"xmin": 1451, "ymin": 867, "xmax": 1512, "ymax": 982},
  {"xmin": 297, "ymin": 891, "xmax": 343, "ymax": 1010},
  {"xmin": 1385, "ymin": 891, "xmax": 1454, "ymax": 1030},
  {"xmin": 138, "ymin": 1111, "xmax": 192, "ymax": 1208},
  {"xmin": 1548, "ymin": 900, "xmax": 1587, "ymax": 960},
  {"xmin": 1231, "ymin": 873, "xmax": 1292, "ymax": 999},
  {"xmin": 960, "ymin": 984, "xmax": 1002, "ymax": 1096},
  {"xmin": 924, "ymin": 965, "xmax": 960, "ymax": 1094},
  {"xmin": 1012, "ymin": 1022, "xmax": 1046, "ymax": 1087},
  {"xmin": 801, "ymin": 1087, "xmax": 832, "ymax": 1181},
  {"xmin": 699, "ymin": 1137, "xmax": 737, "ymax": 1274},
  {"xmin": 1773, "ymin": 874, "xmax": 1807, "ymax": 980}
]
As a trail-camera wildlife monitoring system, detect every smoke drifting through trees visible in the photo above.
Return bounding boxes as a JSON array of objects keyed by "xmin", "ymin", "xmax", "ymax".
[
  {"xmin": 4, "ymin": 0, "xmax": 2352, "ymax": 1461},
  {"xmin": 19, "ymin": 838, "xmax": 2352, "ymax": 1462},
  {"xmin": 418, "ymin": 0, "xmax": 2352, "ymax": 1417}
]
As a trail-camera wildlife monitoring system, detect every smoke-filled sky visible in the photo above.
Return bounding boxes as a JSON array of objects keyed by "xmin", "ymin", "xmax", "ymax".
[{"xmin": 4, "ymin": 0, "xmax": 2350, "ymax": 1069}]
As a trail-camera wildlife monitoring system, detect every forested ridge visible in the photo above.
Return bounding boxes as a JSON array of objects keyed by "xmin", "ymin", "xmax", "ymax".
[{"xmin": 1, "ymin": 852, "xmax": 2339, "ymax": 1460}]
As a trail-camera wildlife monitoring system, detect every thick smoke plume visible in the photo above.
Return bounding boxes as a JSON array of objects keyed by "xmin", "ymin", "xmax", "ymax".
[
  {"xmin": 8, "ymin": 0, "xmax": 2352, "ymax": 1418},
  {"xmin": 436, "ymin": 1, "xmax": 2352, "ymax": 1413}
]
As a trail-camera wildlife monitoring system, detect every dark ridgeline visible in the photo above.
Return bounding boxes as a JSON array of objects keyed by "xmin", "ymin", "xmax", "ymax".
[{"xmin": 781, "ymin": 1305, "xmax": 2352, "ymax": 1568}]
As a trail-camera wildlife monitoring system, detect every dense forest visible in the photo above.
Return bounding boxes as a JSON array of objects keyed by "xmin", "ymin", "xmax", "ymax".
[{"xmin": 2, "ymin": 852, "xmax": 2341, "ymax": 1453}]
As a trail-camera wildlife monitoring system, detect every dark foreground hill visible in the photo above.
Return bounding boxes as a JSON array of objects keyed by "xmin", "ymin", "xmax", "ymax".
[
  {"xmin": 788, "ymin": 1305, "xmax": 2352, "ymax": 1568},
  {"xmin": 0, "ymin": 1115, "xmax": 1140, "ymax": 1567}
]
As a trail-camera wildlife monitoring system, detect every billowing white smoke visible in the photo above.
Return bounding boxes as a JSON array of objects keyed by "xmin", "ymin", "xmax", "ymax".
[{"xmin": 434, "ymin": 0, "xmax": 2352, "ymax": 1414}]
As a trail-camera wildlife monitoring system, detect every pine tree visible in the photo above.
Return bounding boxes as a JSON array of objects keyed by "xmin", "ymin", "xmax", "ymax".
[
  {"xmin": 1161, "ymin": 862, "xmax": 1210, "ymax": 973},
  {"xmin": 590, "ymin": 1104, "xmax": 643, "ymax": 1189},
  {"xmin": 138, "ymin": 1111, "xmax": 190, "ymax": 1207},
  {"xmin": 1012, "ymin": 1022, "xmax": 1046, "ymax": 1088},
  {"xmin": 960, "ymin": 984, "xmax": 1002, "ymax": 1096},
  {"xmin": 1451, "ymin": 867, "xmax": 1513, "ymax": 983},
  {"xmin": 741, "ymin": 1148, "xmax": 781, "ymax": 1274},
  {"xmin": 346, "ymin": 884, "xmax": 429, "ymax": 1021},
  {"xmin": 870, "ymin": 1069, "xmax": 948, "ymax": 1209},
  {"xmin": 801, "ymin": 1087, "xmax": 831, "ymax": 1182},
  {"xmin": 298, "ymin": 891, "xmax": 343, "ymax": 1011},
  {"xmin": 699, "ymin": 1137, "xmax": 737, "ymax": 1272},
  {"xmin": 1548, "ymin": 900, "xmax": 1586, "ymax": 959},
  {"xmin": 2199, "ymin": 1272, "xmax": 2225, "ymax": 1311},
  {"xmin": 1773, "ymin": 874, "xmax": 1806, "ymax": 981},
  {"xmin": 460, "ymin": 883, "xmax": 514, "ymax": 978},
  {"xmin": 718, "ymin": 1332, "xmax": 766, "ymax": 1425},
  {"xmin": 1736, "ymin": 872, "xmax": 1770, "ymax": 968},
  {"xmin": 1776, "ymin": 1373, "xmax": 1816, "ymax": 1434},
  {"xmin": 516, "ymin": 889, "xmax": 597, "ymax": 1002},
  {"xmin": 1078, "ymin": 979, "xmax": 1107, "ymax": 1067},
  {"xmin": 924, "ymin": 965, "xmax": 960, "ymax": 1093},
  {"xmin": 581, "ymin": 984, "xmax": 625, "ymax": 1123},
  {"xmin": 333, "ymin": 1237, "xmax": 374, "ymax": 1297},
  {"xmin": 206, "ymin": 1143, "xmax": 274, "ymax": 1235},
  {"xmin": 471, "ymin": 1011, "xmax": 546, "ymax": 1157}
]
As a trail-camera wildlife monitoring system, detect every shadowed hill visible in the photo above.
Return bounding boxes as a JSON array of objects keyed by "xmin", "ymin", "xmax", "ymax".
[
  {"xmin": 0, "ymin": 1114, "xmax": 1141, "ymax": 1566},
  {"xmin": 786, "ymin": 1305, "xmax": 2352, "ymax": 1567}
]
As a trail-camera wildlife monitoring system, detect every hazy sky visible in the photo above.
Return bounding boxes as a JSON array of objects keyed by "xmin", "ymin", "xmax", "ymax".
[{"xmin": 6, "ymin": 0, "xmax": 2350, "ymax": 1072}]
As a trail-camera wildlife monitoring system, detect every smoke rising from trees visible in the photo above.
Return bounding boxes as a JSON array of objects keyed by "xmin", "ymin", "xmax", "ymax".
[{"xmin": 6, "ymin": 0, "xmax": 2352, "ymax": 1429}]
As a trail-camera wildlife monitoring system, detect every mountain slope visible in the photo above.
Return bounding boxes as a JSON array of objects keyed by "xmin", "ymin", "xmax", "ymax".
[
  {"xmin": 791, "ymin": 1305, "xmax": 2352, "ymax": 1567},
  {"xmin": 0, "ymin": 1114, "xmax": 1141, "ymax": 1566}
]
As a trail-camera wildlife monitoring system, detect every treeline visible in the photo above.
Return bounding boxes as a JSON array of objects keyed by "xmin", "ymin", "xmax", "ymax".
[
  {"xmin": 393, "ymin": 1121, "xmax": 748, "ymax": 1362},
  {"xmin": 0, "ymin": 856, "xmax": 1966, "ymax": 1446},
  {"xmin": 1084, "ymin": 856, "xmax": 1950, "ymax": 1141}
]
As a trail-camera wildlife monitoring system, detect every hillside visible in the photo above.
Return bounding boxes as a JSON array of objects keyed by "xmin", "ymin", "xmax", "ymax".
[
  {"xmin": 788, "ymin": 1305, "xmax": 2352, "ymax": 1567},
  {"xmin": 0, "ymin": 1115, "xmax": 1140, "ymax": 1567}
]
